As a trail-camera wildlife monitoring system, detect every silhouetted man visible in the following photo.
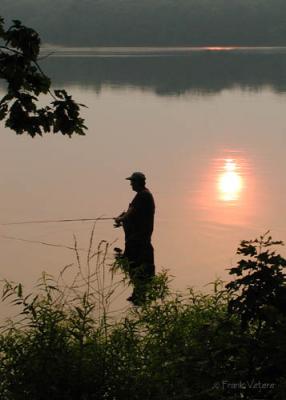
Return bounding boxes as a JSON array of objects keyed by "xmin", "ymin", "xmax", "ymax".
[{"xmin": 114, "ymin": 172, "xmax": 155, "ymax": 304}]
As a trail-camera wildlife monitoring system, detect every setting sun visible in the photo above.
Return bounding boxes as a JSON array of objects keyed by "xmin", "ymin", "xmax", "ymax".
[{"xmin": 218, "ymin": 159, "xmax": 243, "ymax": 201}]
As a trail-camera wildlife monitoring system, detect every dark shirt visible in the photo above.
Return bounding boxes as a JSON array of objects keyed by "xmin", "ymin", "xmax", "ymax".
[{"xmin": 123, "ymin": 188, "xmax": 155, "ymax": 242}]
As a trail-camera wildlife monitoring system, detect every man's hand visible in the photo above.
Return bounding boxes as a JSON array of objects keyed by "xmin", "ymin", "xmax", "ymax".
[
  {"xmin": 113, "ymin": 218, "xmax": 121, "ymax": 228},
  {"xmin": 114, "ymin": 212, "xmax": 125, "ymax": 228}
]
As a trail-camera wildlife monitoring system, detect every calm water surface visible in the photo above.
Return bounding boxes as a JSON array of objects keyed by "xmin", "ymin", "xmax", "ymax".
[{"xmin": 1, "ymin": 49, "xmax": 286, "ymax": 315}]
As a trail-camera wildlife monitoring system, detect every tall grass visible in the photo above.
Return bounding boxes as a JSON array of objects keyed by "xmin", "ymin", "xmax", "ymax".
[{"xmin": 1, "ymin": 231, "xmax": 286, "ymax": 399}]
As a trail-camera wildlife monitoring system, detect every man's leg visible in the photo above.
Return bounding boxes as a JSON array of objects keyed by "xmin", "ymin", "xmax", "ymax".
[{"xmin": 128, "ymin": 242, "xmax": 155, "ymax": 304}]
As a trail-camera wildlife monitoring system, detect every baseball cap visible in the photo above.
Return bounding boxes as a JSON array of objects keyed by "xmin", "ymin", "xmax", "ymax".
[{"xmin": 126, "ymin": 172, "xmax": 146, "ymax": 181}]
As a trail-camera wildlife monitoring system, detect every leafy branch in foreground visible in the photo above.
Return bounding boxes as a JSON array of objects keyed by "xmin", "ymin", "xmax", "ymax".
[{"xmin": 0, "ymin": 17, "xmax": 87, "ymax": 137}]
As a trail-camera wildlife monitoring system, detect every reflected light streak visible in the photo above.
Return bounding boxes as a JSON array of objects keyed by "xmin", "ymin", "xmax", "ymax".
[
  {"xmin": 205, "ymin": 46, "xmax": 235, "ymax": 51},
  {"xmin": 218, "ymin": 159, "xmax": 243, "ymax": 201}
]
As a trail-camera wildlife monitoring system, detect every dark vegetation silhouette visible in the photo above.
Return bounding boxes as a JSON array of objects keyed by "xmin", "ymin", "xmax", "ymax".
[
  {"xmin": 0, "ymin": 17, "xmax": 86, "ymax": 136},
  {"xmin": 1, "ymin": 232, "xmax": 286, "ymax": 399},
  {"xmin": 1, "ymin": 0, "xmax": 286, "ymax": 46}
]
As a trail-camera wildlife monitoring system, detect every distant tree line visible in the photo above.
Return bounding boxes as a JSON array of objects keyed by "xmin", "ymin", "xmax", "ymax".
[{"xmin": 1, "ymin": 0, "xmax": 286, "ymax": 46}]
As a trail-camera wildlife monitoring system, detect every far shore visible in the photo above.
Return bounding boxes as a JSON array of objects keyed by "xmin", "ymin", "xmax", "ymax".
[{"xmin": 40, "ymin": 45, "xmax": 286, "ymax": 57}]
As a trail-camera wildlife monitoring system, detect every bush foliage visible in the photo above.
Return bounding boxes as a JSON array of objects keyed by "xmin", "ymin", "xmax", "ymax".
[{"xmin": 1, "ymin": 232, "xmax": 286, "ymax": 399}]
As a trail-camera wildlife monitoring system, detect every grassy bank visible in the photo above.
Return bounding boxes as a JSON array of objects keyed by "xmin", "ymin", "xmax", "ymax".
[{"xmin": 1, "ymin": 232, "xmax": 286, "ymax": 399}]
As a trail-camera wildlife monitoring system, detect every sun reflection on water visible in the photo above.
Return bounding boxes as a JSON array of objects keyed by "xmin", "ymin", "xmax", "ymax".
[
  {"xmin": 218, "ymin": 159, "xmax": 243, "ymax": 202},
  {"xmin": 192, "ymin": 152, "xmax": 255, "ymax": 227}
]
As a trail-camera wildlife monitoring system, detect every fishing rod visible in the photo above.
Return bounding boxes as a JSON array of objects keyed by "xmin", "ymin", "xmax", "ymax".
[{"xmin": 0, "ymin": 217, "xmax": 115, "ymax": 226}]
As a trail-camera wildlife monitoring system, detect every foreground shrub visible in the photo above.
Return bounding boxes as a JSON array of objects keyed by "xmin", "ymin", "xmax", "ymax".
[{"xmin": 0, "ymin": 232, "xmax": 286, "ymax": 399}]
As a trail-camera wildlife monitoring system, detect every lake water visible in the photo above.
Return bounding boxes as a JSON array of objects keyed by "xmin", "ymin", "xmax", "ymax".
[{"xmin": 1, "ymin": 48, "xmax": 286, "ymax": 314}]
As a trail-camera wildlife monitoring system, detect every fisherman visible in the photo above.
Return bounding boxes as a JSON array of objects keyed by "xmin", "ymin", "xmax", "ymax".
[{"xmin": 114, "ymin": 172, "xmax": 155, "ymax": 305}]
